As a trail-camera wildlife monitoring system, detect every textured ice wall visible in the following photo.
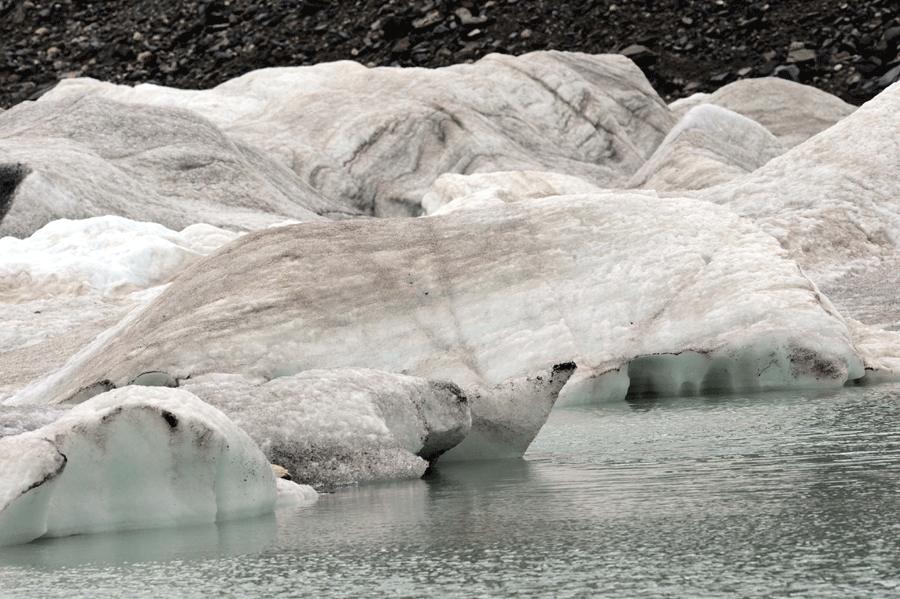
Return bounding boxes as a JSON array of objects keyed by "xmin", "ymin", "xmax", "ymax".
[
  {"xmin": 41, "ymin": 52, "xmax": 676, "ymax": 216},
  {"xmin": 0, "ymin": 95, "xmax": 357, "ymax": 238}
]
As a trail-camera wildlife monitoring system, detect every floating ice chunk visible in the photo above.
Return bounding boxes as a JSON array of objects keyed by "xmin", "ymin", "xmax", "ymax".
[
  {"xmin": 0, "ymin": 436, "xmax": 66, "ymax": 546},
  {"xmin": 628, "ymin": 104, "xmax": 786, "ymax": 191},
  {"xmin": 0, "ymin": 387, "xmax": 281, "ymax": 547},
  {"xmin": 275, "ymin": 478, "xmax": 319, "ymax": 509},
  {"xmin": 0, "ymin": 95, "xmax": 357, "ymax": 238},
  {"xmin": 43, "ymin": 52, "xmax": 675, "ymax": 216},
  {"xmin": 182, "ymin": 368, "xmax": 471, "ymax": 487},
  {"xmin": 441, "ymin": 362, "xmax": 576, "ymax": 461}
]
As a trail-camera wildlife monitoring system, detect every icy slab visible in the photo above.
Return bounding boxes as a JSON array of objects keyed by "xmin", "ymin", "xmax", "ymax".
[
  {"xmin": 694, "ymin": 81, "xmax": 900, "ymax": 284},
  {"xmin": 21, "ymin": 192, "xmax": 862, "ymax": 414},
  {"xmin": 673, "ymin": 78, "xmax": 856, "ymax": 148},
  {"xmin": 844, "ymin": 318, "xmax": 900, "ymax": 382},
  {"xmin": 0, "ymin": 387, "xmax": 300, "ymax": 547},
  {"xmin": 627, "ymin": 104, "xmax": 786, "ymax": 191},
  {"xmin": 421, "ymin": 170, "xmax": 605, "ymax": 216},
  {"xmin": 441, "ymin": 362, "xmax": 576, "ymax": 461},
  {"xmin": 182, "ymin": 368, "xmax": 471, "ymax": 487},
  {"xmin": 0, "ymin": 95, "xmax": 358, "ymax": 238},
  {"xmin": 42, "ymin": 52, "xmax": 676, "ymax": 216}
]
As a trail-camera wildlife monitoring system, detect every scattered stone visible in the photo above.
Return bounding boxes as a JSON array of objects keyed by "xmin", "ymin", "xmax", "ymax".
[
  {"xmin": 773, "ymin": 64, "xmax": 801, "ymax": 81},
  {"xmin": 0, "ymin": 0, "xmax": 896, "ymax": 109},
  {"xmin": 786, "ymin": 48, "xmax": 817, "ymax": 63}
]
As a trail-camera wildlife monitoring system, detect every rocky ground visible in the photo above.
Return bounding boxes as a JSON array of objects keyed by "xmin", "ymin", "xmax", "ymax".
[{"xmin": 1, "ymin": 0, "xmax": 899, "ymax": 110}]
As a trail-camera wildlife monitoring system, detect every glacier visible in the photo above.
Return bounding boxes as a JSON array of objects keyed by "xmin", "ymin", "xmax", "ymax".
[{"xmin": 2, "ymin": 51, "xmax": 900, "ymax": 544}]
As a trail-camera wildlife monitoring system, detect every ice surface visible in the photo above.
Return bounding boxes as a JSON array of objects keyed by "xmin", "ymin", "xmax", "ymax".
[
  {"xmin": 0, "ymin": 217, "xmax": 242, "ymax": 400},
  {"xmin": 42, "ymin": 52, "xmax": 676, "ymax": 216},
  {"xmin": 671, "ymin": 78, "xmax": 856, "ymax": 148},
  {"xmin": 182, "ymin": 368, "xmax": 471, "ymax": 487},
  {"xmin": 421, "ymin": 171, "xmax": 605, "ymax": 216},
  {"xmin": 0, "ymin": 386, "xmax": 302, "ymax": 547},
  {"xmin": 0, "ymin": 215, "xmax": 238, "ymax": 300},
  {"xmin": 0, "ymin": 95, "xmax": 357, "ymax": 238},
  {"xmin": 694, "ymin": 81, "xmax": 900, "ymax": 284},
  {"xmin": 1, "ymin": 54, "xmax": 899, "ymax": 497},
  {"xmin": 627, "ymin": 104, "xmax": 786, "ymax": 191},
  {"xmin": 21, "ymin": 193, "xmax": 861, "ymax": 413}
]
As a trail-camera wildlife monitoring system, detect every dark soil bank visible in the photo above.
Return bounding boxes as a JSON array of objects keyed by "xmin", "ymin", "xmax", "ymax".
[{"xmin": 2, "ymin": 0, "xmax": 899, "ymax": 110}]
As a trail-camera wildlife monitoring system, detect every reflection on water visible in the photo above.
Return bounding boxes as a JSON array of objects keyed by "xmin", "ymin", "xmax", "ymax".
[{"xmin": 2, "ymin": 384, "xmax": 900, "ymax": 597}]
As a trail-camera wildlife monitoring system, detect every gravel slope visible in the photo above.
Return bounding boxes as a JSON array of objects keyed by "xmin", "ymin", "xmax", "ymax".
[{"xmin": 1, "ymin": 1, "xmax": 899, "ymax": 110}]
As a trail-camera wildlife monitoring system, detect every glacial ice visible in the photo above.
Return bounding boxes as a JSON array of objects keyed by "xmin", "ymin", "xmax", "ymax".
[
  {"xmin": 18, "ymin": 192, "xmax": 862, "ymax": 412},
  {"xmin": 181, "ymin": 368, "xmax": 471, "ymax": 487},
  {"xmin": 421, "ymin": 170, "xmax": 605, "ymax": 216},
  {"xmin": 0, "ymin": 216, "xmax": 243, "ymax": 401},
  {"xmin": 668, "ymin": 77, "xmax": 856, "ymax": 148},
  {"xmin": 694, "ymin": 80, "xmax": 900, "ymax": 285},
  {"xmin": 0, "ymin": 95, "xmax": 358, "ymax": 238},
  {"xmin": 627, "ymin": 104, "xmax": 786, "ymax": 191},
  {"xmin": 1, "ymin": 52, "xmax": 900, "ymax": 539},
  {"xmin": 0, "ymin": 386, "xmax": 314, "ymax": 547},
  {"xmin": 0, "ymin": 215, "xmax": 239, "ymax": 300},
  {"xmin": 41, "ymin": 52, "xmax": 676, "ymax": 216}
]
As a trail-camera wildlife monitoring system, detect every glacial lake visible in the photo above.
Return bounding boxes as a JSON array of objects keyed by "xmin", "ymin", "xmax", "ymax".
[{"xmin": 2, "ymin": 383, "xmax": 900, "ymax": 598}]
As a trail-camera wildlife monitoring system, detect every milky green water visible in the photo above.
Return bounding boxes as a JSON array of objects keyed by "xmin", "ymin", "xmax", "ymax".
[{"xmin": 2, "ymin": 384, "xmax": 900, "ymax": 598}]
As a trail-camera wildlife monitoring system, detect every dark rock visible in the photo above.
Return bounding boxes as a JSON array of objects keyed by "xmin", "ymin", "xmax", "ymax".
[
  {"xmin": 619, "ymin": 44, "xmax": 656, "ymax": 68},
  {"xmin": 1, "ymin": 0, "xmax": 895, "ymax": 109},
  {"xmin": 772, "ymin": 64, "xmax": 801, "ymax": 81},
  {"xmin": 759, "ymin": 60, "xmax": 780, "ymax": 76},
  {"xmin": 880, "ymin": 64, "xmax": 900, "ymax": 86},
  {"xmin": 786, "ymin": 48, "xmax": 817, "ymax": 63}
]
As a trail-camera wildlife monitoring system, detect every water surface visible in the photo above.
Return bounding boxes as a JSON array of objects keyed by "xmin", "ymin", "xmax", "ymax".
[{"xmin": 3, "ymin": 384, "xmax": 900, "ymax": 598}]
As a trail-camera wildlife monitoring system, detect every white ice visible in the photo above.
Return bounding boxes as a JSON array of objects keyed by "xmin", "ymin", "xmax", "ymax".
[
  {"xmin": 0, "ymin": 95, "xmax": 354, "ymax": 238},
  {"xmin": 181, "ymin": 368, "xmax": 471, "ymax": 487},
  {"xmin": 0, "ymin": 387, "xmax": 315, "ymax": 547},
  {"xmin": 1, "ymin": 53, "xmax": 899, "ymax": 514},
  {"xmin": 667, "ymin": 77, "xmax": 856, "ymax": 148},
  {"xmin": 627, "ymin": 103, "xmax": 786, "ymax": 191},
  {"xmin": 41, "ymin": 52, "xmax": 676, "ymax": 216},
  {"xmin": 17, "ymin": 192, "xmax": 862, "ymax": 415}
]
